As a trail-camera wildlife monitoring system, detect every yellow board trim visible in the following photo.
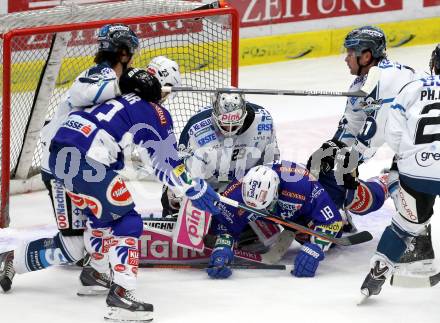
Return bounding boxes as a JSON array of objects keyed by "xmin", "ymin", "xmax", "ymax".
[{"xmin": 240, "ymin": 16, "xmax": 440, "ymax": 66}]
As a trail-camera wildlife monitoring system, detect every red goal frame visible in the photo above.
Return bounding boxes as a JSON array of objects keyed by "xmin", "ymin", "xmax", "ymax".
[{"xmin": 0, "ymin": 6, "xmax": 239, "ymax": 228}]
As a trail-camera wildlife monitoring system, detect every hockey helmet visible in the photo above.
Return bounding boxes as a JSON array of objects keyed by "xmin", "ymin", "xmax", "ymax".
[
  {"xmin": 97, "ymin": 24, "xmax": 139, "ymax": 55},
  {"xmin": 344, "ymin": 25, "xmax": 386, "ymax": 59},
  {"xmin": 147, "ymin": 56, "xmax": 182, "ymax": 87},
  {"xmin": 430, "ymin": 44, "xmax": 440, "ymax": 75},
  {"xmin": 212, "ymin": 89, "xmax": 247, "ymax": 136},
  {"xmin": 242, "ymin": 165, "xmax": 280, "ymax": 210}
]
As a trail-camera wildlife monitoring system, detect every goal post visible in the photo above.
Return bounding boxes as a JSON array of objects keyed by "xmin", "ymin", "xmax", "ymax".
[{"xmin": 0, "ymin": 0, "xmax": 239, "ymax": 228}]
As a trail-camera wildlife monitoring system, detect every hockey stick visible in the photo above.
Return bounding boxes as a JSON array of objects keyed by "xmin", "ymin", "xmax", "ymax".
[
  {"xmin": 139, "ymin": 263, "xmax": 290, "ymax": 270},
  {"xmin": 193, "ymin": 0, "xmax": 226, "ymax": 10},
  {"xmin": 390, "ymin": 272, "xmax": 440, "ymax": 288},
  {"xmin": 219, "ymin": 196, "xmax": 373, "ymax": 246},
  {"xmin": 162, "ymin": 66, "xmax": 380, "ymax": 98}
]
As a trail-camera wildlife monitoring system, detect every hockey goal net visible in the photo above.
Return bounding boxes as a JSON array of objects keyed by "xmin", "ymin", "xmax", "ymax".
[{"xmin": 0, "ymin": 0, "xmax": 239, "ymax": 227}]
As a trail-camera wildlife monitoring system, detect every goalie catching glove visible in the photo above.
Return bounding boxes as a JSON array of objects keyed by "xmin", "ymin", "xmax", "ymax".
[{"xmin": 119, "ymin": 67, "xmax": 162, "ymax": 102}]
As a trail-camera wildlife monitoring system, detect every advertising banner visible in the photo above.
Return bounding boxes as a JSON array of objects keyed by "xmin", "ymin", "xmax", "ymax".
[{"xmin": 235, "ymin": 0, "xmax": 403, "ymax": 28}]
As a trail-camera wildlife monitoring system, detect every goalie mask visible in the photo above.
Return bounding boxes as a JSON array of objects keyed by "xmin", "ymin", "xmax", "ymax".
[
  {"xmin": 242, "ymin": 166, "xmax": 280, "ymax": 210},
  {"xmin": 97, "ymin": 24, "xmax": 139, "ymax": 56},
  {"xmin": 147, "ymin": 56, "xmax": 182, "ymax": 102},
  {"xmin": 430, "ymin": 44, "xmax": 440, "ymax": 75},
  {"xmin": 212, "ymin": 90, "xmax": 247, "ymax": 136}
]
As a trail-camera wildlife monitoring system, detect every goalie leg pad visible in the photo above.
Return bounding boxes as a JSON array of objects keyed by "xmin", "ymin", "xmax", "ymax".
[{"xmin": 13, "ymin": 233, "xmax": 83, "ymax": 274}]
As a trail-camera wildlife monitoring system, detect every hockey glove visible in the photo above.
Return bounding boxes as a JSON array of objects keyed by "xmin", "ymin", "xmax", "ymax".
[
  {"xmin": 206, "ymin": 234, "xmax": 234, "ymax": 279},
  {"xmin": 119, "ymin": 67, "xmax": 162, "ymax": 103},
  {"xmin": 292, "ymin": 242, "xmax": 324, "ymax": 278},
  {"xmin": 307, "ymin": 139, "xmax": 347, "ymax": 177},
  {"xmin": 185, "ymin": 178, "xmax": 220, "ymax": 215}
]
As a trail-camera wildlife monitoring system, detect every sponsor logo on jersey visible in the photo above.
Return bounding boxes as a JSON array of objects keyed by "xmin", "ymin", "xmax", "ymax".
[
  {"xmin": 257, "ymin": 123, "xmax": 272, "ymax": 131},
  {"xmin": 189, "ymin": 118, "xmax": 212, "ymax": 136},
  {"xmin": 83, "ymin": 195, "xmax": 103, "ymax": 219},
  {"xmin": 102, "ymin": 237, "xmax": 116, "ymax": 253},
  {"xmin": 172, "ymin": 164, "xmax": 185, "ymax": 177},
  {"xmin": 222, "ymin": 180, "xmax": 242, "ymax": 197},
  {"xmin": 106, "ymin": 176, "xmax": 133, "ymax": 206},
  {"xmin": 125, "ymin": 238, "xmax": 136, "ymax": 246},
  {"xmin": 151, "ymin": 103, "xmax": 168, "ymax": 125},
  {"xmin": 92, "ymin": 230, "xmax": 104, "ymax": 238},
  {"xmin": 415, "ymin": 150, "xmax": 440, "ymax": 167},
  {"xmin": 277, "ymin": 200, "xmax": 302, "ymax": 212},
  {"xmin": 310, "ymin": 186, "xmax": 324, "ymax": 202},
  {"xmin": 128, "ymin": 249, "xmax": 139, "ymax": 266},
  {"xmin": 197, "ymin": 133, "xmax": 216, "ymax": 146},
  {"xmin": 51, "ymin": 180, "xmax": 69, "ymax": 230},
  {"xmin": 114, "ymin": 264, "xmax": 126, "ymax": 272},
  {"xmin": 279, "ymin": 166, "xmax": 310, "ymax": 178},
  {"xmin": 92, "ymin": 252, "xmax": 104, "ymax": 260},
  {"xmin": 61, "ymin": 115, "xmax": 97, "ymax": 137},
  {"xmin": 281, "ymin": 189, "xmax": 306, "ymax": 201},
  {"xmin": 66, "ymin": 191, "xmax": 87, "ymax": 209}
]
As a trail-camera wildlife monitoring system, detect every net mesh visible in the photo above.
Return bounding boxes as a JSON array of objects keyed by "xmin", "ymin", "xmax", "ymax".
[{"xmin": 0, "ymin": 1, "xmax": 236, "ymax": 182}]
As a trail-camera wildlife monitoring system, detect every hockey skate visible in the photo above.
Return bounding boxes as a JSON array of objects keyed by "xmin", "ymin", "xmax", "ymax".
[
  {"xmin": 77, "ymin": 265, "xmax": 112, "ymax": 296},
  {"xmin": 359, "ymin": 260, "xmax": 390, "ymax": 304},
  {"xmin": 105, "ymin": 283, "xmax": 153, "ymax": 322},
  {"xmin": 394, "ymin": 225, "xmax": 436, "ymax": 276},
  {"xmin": 0, "ymin": 250, "xmax": 15, "ymax": 293}
]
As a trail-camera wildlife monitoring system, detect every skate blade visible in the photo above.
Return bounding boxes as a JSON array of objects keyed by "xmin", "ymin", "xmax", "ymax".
[
  {"xmin": 357, "ymin": 289, "xmax": 369, "ymax": 306},
  {"xmin": 77, "ymin": 285, "xmax": 109, "ymax": 296},
  {"xmin": 105, "ymin": 306, "xmax": 153, "ymax": 322}
]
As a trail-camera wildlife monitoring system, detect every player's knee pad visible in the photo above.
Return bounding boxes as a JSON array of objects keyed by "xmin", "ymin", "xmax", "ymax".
[
  {"xmin": 345, "ymin": 179, "xmax": 386, "ymax": 215},
  {"xmin": 44, "ymin": 178, "xmax": 87, "ymax": 236},
  {"xmin": 376, "ymin": 225, "xmax": 409, "ymax": 263},
  {"xmin": 111, "ymin": 211, "xmax": 143, "ymax": 238}
]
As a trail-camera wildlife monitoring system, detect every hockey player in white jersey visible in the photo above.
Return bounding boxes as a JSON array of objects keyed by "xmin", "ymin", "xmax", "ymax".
[
  {"xmin": 307, "ymin": 26, "xmax": 417, "ymax": 231},
  {"xmin": 359, "ymin": 44, "xmax": 440, "ymax": 300}
]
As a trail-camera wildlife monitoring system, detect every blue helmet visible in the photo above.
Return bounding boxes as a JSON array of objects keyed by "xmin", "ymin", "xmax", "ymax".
[
  {"xmin": 344, "ymin": 25, "xmax": 386, "ymax": 59},
  {"xmin": 430, "ymin": 44, "xmax": 440, "ymax": 75},
  {"xmin": 97, "ymin": 24, "xmax": 139, "ymax": 55}
]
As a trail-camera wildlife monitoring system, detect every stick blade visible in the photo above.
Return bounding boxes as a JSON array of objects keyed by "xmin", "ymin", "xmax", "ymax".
[
  {"xmin": 338, "ymin": 231, "xmax": 373, "ymax": 246},
  {"xmin": 390, "ymin": 272, "xmax": 440, "ymax": 288},
  {"xmin": 359, "ymin": 66, "xmax": 381, "ymax": 96}
]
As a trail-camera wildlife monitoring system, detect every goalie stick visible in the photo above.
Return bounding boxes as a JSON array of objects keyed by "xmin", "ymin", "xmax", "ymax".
[
  {"xmin": 162, "ymin": 66, "xmax": 380, "ymax": 98},
  {"xmin": 390, "ymin": 272, "xmax": 440, "ymax": 288},
  {"xmin": 219, "ymin": 196, "xmax": 373, "ymax": 246}
]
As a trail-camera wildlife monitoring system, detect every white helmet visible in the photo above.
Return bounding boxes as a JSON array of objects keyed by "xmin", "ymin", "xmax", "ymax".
[
  {"xmin": 242, "ymin": 165, "xmax": 280, "ymax": 210},
  {"xmin": 212, "ymin": 90, "xmax": 247, "ymax": 136},
  {"xmin": 147, "ymin": 56, "xmax": 181, "ymax": 102}
]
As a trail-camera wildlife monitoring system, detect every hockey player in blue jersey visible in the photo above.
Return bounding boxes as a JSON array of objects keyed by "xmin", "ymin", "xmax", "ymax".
[
  {"xmin": 359, "ymin": 44, "xmax": 440, "ymax": 301},
  {"xmin": 206, "ymin": 161, "xmax": 343, "ymax": 279},
  {"xmin": 0, "ymin": 24, "xmax": 161, "ymax": 294},
  {"xmin": 45, "ymin": 83, "xmax": 218, "ymax": 320},
  {"xmin": 161, "ymin": 90, "xmax": 280, "ymax": 249}
]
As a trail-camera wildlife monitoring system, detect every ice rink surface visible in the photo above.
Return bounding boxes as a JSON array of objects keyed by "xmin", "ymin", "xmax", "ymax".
[{"xmin": 2, "ymin": 44, "xmax": 440, "ymax": 323}]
